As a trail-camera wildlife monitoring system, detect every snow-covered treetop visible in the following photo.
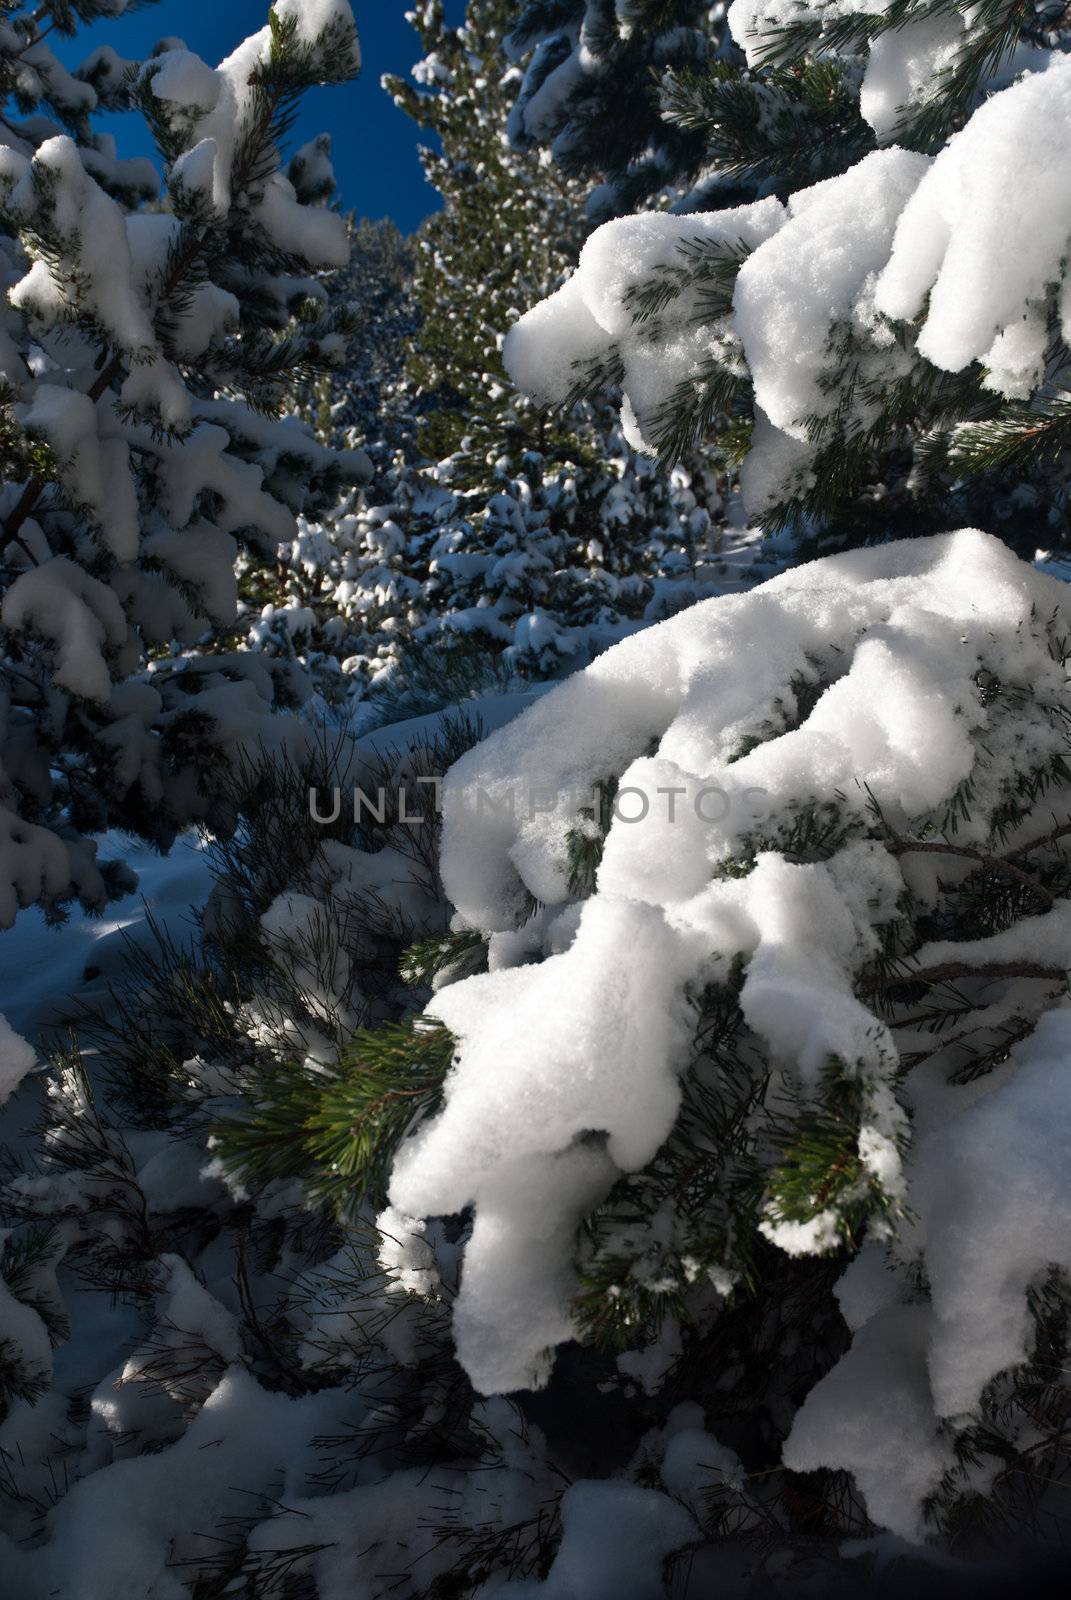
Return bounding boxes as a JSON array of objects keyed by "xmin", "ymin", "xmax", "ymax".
[
  {"xmin": 0, "ymin": 0, "xmax": 365, "ymax": 981},
  {"xmin": 386, "ymin": 0, "xmax": 594, "ymax": 470}
]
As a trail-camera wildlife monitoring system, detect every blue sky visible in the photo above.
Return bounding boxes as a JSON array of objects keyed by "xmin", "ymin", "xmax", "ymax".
[{"xmin": 56, "ymin": 0, "xmax": 467, "ymax": 232}]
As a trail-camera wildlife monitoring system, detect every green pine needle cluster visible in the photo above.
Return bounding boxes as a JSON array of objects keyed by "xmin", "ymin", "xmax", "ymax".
[{"xmin": 214, "ymin": 1020, "xmax": 456, "ymax": 1212}]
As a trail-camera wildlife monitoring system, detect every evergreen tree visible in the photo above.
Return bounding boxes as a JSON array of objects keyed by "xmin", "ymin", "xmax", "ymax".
[
  {"xmin": 296, "ymin": 212, "xmax": 418, "ymax": 449},
  {"xmin": 371, "ymin": 529, "xmax": 1071, "ymax": 1577},
  {"xmin": 182, "ymin": 6, "xmax": 1071, "ymax": 1586},
  {"xmin": 386, "ymin": 0, "xmax": 594, "ymax": 470},
  {"xmin": 88, "ymin": 529, "xmax": 1071, "ymax": 1593},
  {"xmin": 507, "ymin": 0, "xmax": 733, "ymax": 220},
  {"xmin": 0, "ymin": 0, "xmax": 365, "ymax": 980},
  {"xmin": 9, "ymin": 13, "xmax": 1071, "ymax": 1592},
  {"xmin": 505, "ymin": 0, "xmax": 1071, "ymax": 554},
  {"xmin": 243, "ymin": 0, "xmax": 767, "ymax": 723},
  {"xmin": 0, "ymin": 716, "xmax": 570, "ymax": 1597}
]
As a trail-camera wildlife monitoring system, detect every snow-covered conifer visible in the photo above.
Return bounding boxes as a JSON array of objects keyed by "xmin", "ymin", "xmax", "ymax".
[
  {"xmin": 0, "ymin": 712, "xmax": 571, "ymax": 1597},
  {"xmin": 181, "ymin": 170, "xmax": 1071, "ymax": 1578},
  {"xmin": 294, "ymin": 212, "xmax": 418, "ymax": 449},
  {"xmin": 247, "ymin": 0, "xmax": 766, "ymax": 720},
  {"xmin": 379, "ymin": 526, "xmax": 1071, "ymax": 1560},
  {"xmin": 14, "ymin": 5, "xmax": 1071, "ymax": 1588},
  {"xmin": 505, "ymin": 0, "xmax": 1071, "ymax": 552},
  {"xmin": 385, "ymin": 0, "xmax": 597, "ymax": 471},
  {"xmin": 0, "ymin": 0, "xmax": 365, "ymax": 974},
  {"xmin": 268, "ymin": 2, "xmax": 1071, "ymax": 1572},
  {"xmin": 507, "ymin": 1, "xmax": 732, "ymax": 220}
]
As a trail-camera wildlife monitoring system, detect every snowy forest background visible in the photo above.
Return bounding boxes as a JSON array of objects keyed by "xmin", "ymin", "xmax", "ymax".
[{"xmin": 1, "ymin": 1, "xmax": 1071, "ymax": 1595}]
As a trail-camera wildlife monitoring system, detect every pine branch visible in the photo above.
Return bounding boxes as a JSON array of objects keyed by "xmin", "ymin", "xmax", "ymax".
[
  {"xmin": 214, "ymin": 1020, "xmax": 456, "ymax": 1212},
  {"xmin": 887, "ymin": 959, "xmax": 1067, "ymax": 989},
  {"xmin": 889, "ymin": 837, "xmax": 1057, "ymax": 909},
  {"xmin": 946, "ymin": 396, "xmax": 1071, "ymax": 475},
  {"xmin": 660, "ymin": 57, "xmax": 874, "ymax": 193}
]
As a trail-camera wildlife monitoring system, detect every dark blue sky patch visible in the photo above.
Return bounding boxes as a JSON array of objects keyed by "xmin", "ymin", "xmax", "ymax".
[{"xmin": 55, "ymin": 0, "xmax": 467, "ymax": 232}]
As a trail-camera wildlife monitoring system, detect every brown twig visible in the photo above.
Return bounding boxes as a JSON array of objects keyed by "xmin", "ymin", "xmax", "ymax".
[
  {"xmin": 1003, "ymin": 820, "xmax": 1071, "ymax": 862},
  {"xmin": 890, "ymin": 838, "xmax": 1056, "ymax": 909},
  {"xmin": 887, "ymin": 960, "xmax": 1067, "ymax": 990}
]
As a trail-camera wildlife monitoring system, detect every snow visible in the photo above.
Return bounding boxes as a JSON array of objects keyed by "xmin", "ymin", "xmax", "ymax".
[
  {"xmin": 241, "ymin": 1397, "xmax": 558, "ymax": 1600},
  {"xmin": 13, "ymin": 385, "xmax": 139, "ymax": 560},
  {"xmin": 728, "ymin": 1, "xmax": 875, "ymax": 67},
  {"xmin": 0, "ymin": 0, "xmax": 362, "ymax": 952},
  {"xmin": 392, "ymin": 528, "xmax": 1069, "ymax": 1398},
  {"xmin": 910, "ymin": 1007, "xmax": 1071, "ymax": 1421},
  {"xmin": 508, "ymin": 46, "xmax": 1071, "ymax": 508},
  {"xmin": 0, "ymin": 1369, "xmax": 344, "ymax": 1600},
  {"xmin": 874, "ymin": 53, "xmax": 1071, "ymax": 395},
  {"xmin": 783, "ymin": 1304, "xmax": 953, "ymax": 1543},
  {"xmin": 661, "ymin": 1425, "xmax": 742, "ymax": 1513},
  {"xmin": 289, "ymin": 132, "xmax": 336, "ymax": 200},
  {"xmin": 20, "ymin": 42, "xmax": 96, "ymax": 117},
  {"xmin": 160, "ymin": 3, "xmax": 357, "ymax": 222},
  {"xmin": 155, "ymin": 1252, "xmax": 242, "ymax": 1364},
  {"xmin": 0, "ymin": 830, "xmax": 213, "ymax": 1040},
  {"xmin": 438, "ymin": 528, "xmax": 1037, "ymax": 930},
  {"xmin": 0, "ymin": 1012, "xmax": 35, "ymax": 1103},
  {"xmin": 502, "ymin": 268, "xmax": 619, "ymax": 411},
  {"xmin": 146, "ymin": 48, "xmax": 220, "ymax": 111},
  {"xmin": 131, "ymin": 1136, "xmax": 225, "ymax": 1214},
  {"xmin": 2, "ymin": 136, "xmax": 157, "ymax": 355},
  {"xmin": 1, "ymin": 556, "xmax": 128, "ymax": 704},
  {"xmin": 254, "ymin": 171, "xmax": 349, "ymax": 267},
  {"xmin": 143, "ymin": 523, "xmax": 238, "ymax": 624},
  {"xmin": 859, "ymin": 11, "xmax": 965, "ymax": 140},
  {"xmin": 736, "ymin": 849, "xmax": 902, "ymax": 1088},
  {"xmin": 730, "ymin": 0, "xmax": 1055, "ymax": 141},
  {"xmin": 376, "ymin": 1207, "xmax": 440, "ymax": 1298},
  {"xmin": 494, "ymin": 1481, "xmax": 697, "ymax": 1599},
  {"xmin": 834, "ymin": 1242, "xmax": 903, "ymax": 1332},
  {"xmin": 0, "ymin": 1271, "xmax": 52, "ymax": 1384},
  {"xmin": 733, "ymin": 148, "xmax": 929, "ymax": 441},
  {"xmin": 0, "ymin": 808, "xmax": 96, "ymax": 934},
  {"xmin": 504, "ymin": 151, "xmax": 938, "ymax": 508},
  {"xmin": 275, "ymin": 0, "xmax": 362, "ymax": 71},
  {"xmin": 506, "ymin": 36, "xmax": 588, "ymax": 148},
  {"xmin": 76, "ymin": 42, "xmax": 136, "ymax": 99},
  {"xmin": 618, "ymin": 1319, "xmax": 684, "ymax": 1396},
  {"xmin": 165, "ymin": 35, "xmax": 261, "ymax": 213},
  {"xmin": 3, "ymin": 0, "xmax": 1071, "ymax": 1573},
  {"xmin": 503, "ymin": 197, "xmax": 785, "ymax": 450}
]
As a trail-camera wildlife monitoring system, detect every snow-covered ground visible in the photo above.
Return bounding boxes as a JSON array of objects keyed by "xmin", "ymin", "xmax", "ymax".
[
  {"xmin": 0, "ymin": 831, "xmax": 215, "ymax": 1200},
  {"xmin": 1, "ymin": 832, "xmax": 214, "ymax": 1046}
]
